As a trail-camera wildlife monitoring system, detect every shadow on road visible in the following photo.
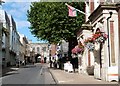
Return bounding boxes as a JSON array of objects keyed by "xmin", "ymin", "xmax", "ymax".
[
  {"xmin": 2, "ymin": 72, "xmax": 19, "ymax": 77},
  {"xmin": 2, "ymin": 67, "xmax": 19, "ymax": 77},
  {"xmin": 21, "ymin": 65, "xmax": 36, "ymax": 68}
]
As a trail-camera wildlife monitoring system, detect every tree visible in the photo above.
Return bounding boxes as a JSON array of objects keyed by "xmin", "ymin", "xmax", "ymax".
[{"xmin": 27, "ymin": 2, "xmax": 85, "ymax": 57}]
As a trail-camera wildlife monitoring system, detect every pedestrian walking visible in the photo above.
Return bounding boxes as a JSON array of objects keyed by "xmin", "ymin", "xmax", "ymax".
[{"xmin": 49, "ymin": 56, "xmax": 53, "ymax": 68}]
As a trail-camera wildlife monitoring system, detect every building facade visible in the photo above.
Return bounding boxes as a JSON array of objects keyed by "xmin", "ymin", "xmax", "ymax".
[
  {"xmin": 9, "ymin": 15, "xmax": 18, "ymax": 66},
  {"xmin": 29, "ymin": 42, "xmax": 49, "ymax": 63},
  {"xmin": 0, "ymin": 9, "xmax": 29, "ymax": 67},
  {"xmin": 77, "ymin": 0, "xmax": 119, "ymax": 82},
  {"xmin": 0, "ymin": 10, "xmax": 10, "ymax": 67},
  {"xmin": 18, "ymin": 34, "xmax": 28, "ymax": 63}
]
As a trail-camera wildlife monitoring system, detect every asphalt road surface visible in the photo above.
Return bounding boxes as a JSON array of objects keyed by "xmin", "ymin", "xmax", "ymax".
[{"xmin": 2, "ymin": 63, "xmax": 57, "ymax": 85}]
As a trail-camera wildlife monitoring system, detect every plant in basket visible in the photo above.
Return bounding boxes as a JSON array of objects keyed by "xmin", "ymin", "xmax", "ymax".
[
  {"xmin": 92, "ymin": 32, "xmax": 108, "ymax": 43},
  {"xmin": 84, "ymin": 37, "xmax": 95, "ymax": 51}
]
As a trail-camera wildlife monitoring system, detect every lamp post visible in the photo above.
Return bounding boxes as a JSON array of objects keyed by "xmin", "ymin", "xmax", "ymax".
[{"xmin": 107, "ymin": 11, "xmax": 112, "ymax": 67}]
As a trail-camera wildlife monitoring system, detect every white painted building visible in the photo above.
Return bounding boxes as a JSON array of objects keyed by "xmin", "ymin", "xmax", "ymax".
[
  {"xmin": 18, "ymin": 34, "xmax": 28, "ymax": 63},
  {"xmin": 8, "ymin": 15, "xmax": 18, "ymax": 66},
  {"xmin": 88, "ymin": 2, "xmax": 119, "ymax": 82},
  {"xmin": 77, "ymin": 0, "xmax": 119, "ymax": 82},
  {"xmin": 0, "ymin": 9, "xmax": 10, "ymax": 67}
]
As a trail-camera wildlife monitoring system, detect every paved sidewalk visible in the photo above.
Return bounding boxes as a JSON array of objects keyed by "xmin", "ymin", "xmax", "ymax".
[{"xmin": 49, "ymin": 68, "xmax": 118, "ymax": 85}]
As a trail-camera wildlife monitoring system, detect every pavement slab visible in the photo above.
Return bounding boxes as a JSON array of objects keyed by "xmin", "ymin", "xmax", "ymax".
[{"xmin": 49, "ymin": 68, "xmax": 118, "ymax": 85}]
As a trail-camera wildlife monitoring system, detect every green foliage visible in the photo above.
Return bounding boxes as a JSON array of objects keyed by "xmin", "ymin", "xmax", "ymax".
[{"xmin": 27, "ymin": 2, "xmax": 85, "ymax": 44}]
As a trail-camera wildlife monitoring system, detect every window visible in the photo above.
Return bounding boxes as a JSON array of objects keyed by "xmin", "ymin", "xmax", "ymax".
[
  {"xmin": 37, "ymin": 47, "xmax": 40, "ymax": 52},
  {"xmin": 42, "ymin": 47, "xmax": 46, "ymax": 52},
  {"xmin": 33, "ymin": 47, "xmax": 35, "ymax": 51}
]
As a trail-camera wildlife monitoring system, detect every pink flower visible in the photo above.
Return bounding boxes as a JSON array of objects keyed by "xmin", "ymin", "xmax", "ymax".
[{"xmin": 103, "ymin": 34, "xmax": 108, "ymax": 38}]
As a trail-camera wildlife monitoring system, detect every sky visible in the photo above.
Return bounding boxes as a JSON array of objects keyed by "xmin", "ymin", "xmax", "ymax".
[{"xmin": 2, "ymin": 0, "xmax": 46, "ymax": 43}]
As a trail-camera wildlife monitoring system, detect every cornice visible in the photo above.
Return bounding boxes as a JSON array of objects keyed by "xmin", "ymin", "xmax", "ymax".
[{"xmin": 88, "ymin": 3, "xmax": 117, "ymax": 23}]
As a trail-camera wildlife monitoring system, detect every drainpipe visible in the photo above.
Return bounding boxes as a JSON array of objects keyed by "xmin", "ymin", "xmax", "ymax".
[{"xmin": 106, "ymin": 12, "xmax": 112, "ymax": 67}]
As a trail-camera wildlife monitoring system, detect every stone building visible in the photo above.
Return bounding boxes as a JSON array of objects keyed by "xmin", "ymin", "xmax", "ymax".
[
  {"xmin": 77, "ymin": 0, "xmax": 119, "ymax": 82},
  {"xmin": 18, "ymin": 34, "xmax": 28, "ymax": 64},
  {"xmin": 29, "ymin": 42, "xmax": 49, "ymax": 63}
]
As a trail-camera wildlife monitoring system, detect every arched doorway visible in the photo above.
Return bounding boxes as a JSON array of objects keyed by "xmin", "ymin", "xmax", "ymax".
[
  {"xmin": 34, "ymin": 54, "xmax": 41, "ymax": 63},
  {"xmin": 94, "ymin": 28, "xmax": 103, "ymax": 79}
]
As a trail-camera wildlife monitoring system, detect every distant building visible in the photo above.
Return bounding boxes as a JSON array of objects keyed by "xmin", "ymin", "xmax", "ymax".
[
  {"xmin": 58, "ymin": 40, "xmax": 69, "ymax": 57},
  {"xmin": 28, "ymin": 42, "xmax": 49, "ymax": 63},
  {"xmin": 18, "ymin": 34, "xmax": 28, "ymax": 63}
]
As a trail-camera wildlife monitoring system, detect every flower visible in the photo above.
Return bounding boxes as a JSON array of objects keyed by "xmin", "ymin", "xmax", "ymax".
[
  {"xmin": 84, "ymin": 37, "xmax": 94, "ymax": 44},
  {"xmin": 72, "ymin": 48, "xmax": 77, "ymax": 54},
  {"xmin": 92, "ymin": 32, "xmax": 108, "ymax": 43},
  {"xmin": 72, "ymin": 44, "xmax": 84, "ymax": 54}
]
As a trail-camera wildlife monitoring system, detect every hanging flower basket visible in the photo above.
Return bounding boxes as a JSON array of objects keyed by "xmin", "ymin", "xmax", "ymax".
[
  {"xmin": 77, "ymin": 42, "xmax": 84, "ymax": 54},
  {"xmin": 71, "ymin": 45, "xmax": 84, "ymax": 54},
  {"xmin": 72, "ymin": 48, "xmax": 77, "ymax": 54},
  {"xmin": 85, "ymin": 42, "xmax": 95, "ymax": 51},
  {"xmin": 92, "ymin": 32, "xmax": 108, "ymax": 43},
  {"xmin": 77, "ymin": 47, "xmax": 84, "ymax": 54},
  {"xmin": 84, "ymin": 37, "xmax": 95, "ymax": 51}
]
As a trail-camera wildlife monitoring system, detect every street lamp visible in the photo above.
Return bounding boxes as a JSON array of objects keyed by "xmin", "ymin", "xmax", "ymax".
[{"xmin": 107, "ymin": 11, "xmax": 112, "ymax": 67}]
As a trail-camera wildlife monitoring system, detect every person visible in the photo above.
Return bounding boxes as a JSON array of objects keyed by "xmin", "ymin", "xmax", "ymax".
[
  {"xmin": 22, "ymin": 60, "xmax": 25, "ymax": 65},
  {"xmin": 44, "ymin": 57, "xmax": 47, "ymax": 63},
  {"xmin": 58, "ymin": 57, "xmax": 62, "ymax": 69},
  {"xmin": 71, "ymin": 53, "xmax": 78, "ymax": 73},
  {"xmin": 16, "ymin": 59, "xmax": 19, "ymax": 68},
  {"xmin": 53, "ymin": 59, "xmax": 57, "ymax": 69},
  {"xmin": 49, "ymin": 56, "xmax": 53, "ymax": 68}
]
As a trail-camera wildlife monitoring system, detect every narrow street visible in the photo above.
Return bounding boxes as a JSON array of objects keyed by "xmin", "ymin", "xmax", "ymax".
[
  {"xmin": 0, "ymin": 1, "xmax": 120, "ymax": 85},
  {"xmin": 2, "ymin": 63, "xmax": 57, "ymax": 85}
]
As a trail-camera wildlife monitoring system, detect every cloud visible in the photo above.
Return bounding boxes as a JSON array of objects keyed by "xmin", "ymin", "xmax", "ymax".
[
  {"xmin": 10, "ymin": 2, "xmax": 31, "ymax": 12},
  {"xmin": 16, "ymin": 20, "xmax": 30, "ymax": 28},
  {"xmin": 2, "ymin": 1, "xmax": 43, "ymax": 43},
  {"xmin": 3, "ymin": 2, "xmax": 31, "ymax": 25},
  {"xmin": 3, "ymin": 2, "xmax": 31, "ymax": 29}
]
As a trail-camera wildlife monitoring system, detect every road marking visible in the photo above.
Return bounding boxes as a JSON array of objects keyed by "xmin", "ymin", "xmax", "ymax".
[
  {"xmin": 40, "ymin": 67, "xmax": 43, "ymax": 75},
  {"xmin": 10, "ymin": 68, "xmax": 19, "ymax": 70}
]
